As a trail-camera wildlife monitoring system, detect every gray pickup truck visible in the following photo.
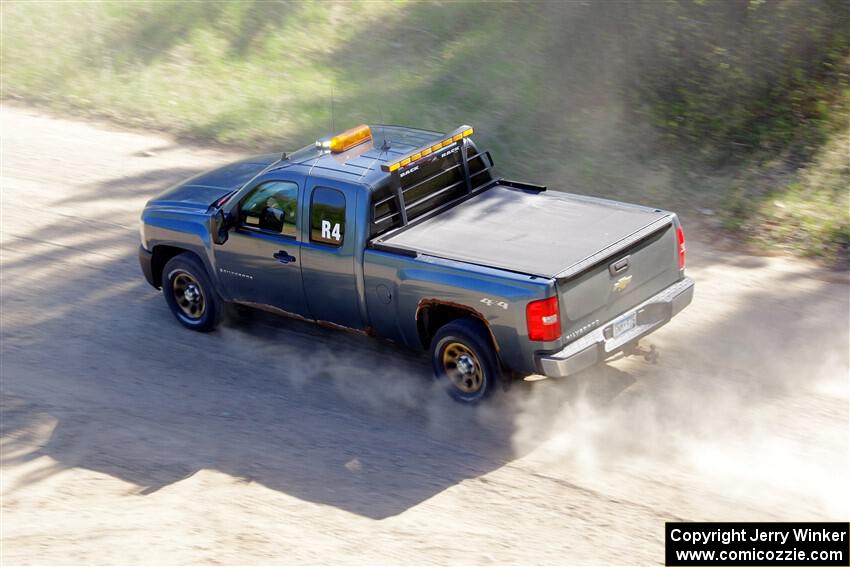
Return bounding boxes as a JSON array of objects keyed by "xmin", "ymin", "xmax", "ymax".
[{"xmin": 139, "ymin": 124, "xmax": 693, "ymax": 403}]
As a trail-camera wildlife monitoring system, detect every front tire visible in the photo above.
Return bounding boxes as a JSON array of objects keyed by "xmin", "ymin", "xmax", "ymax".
[
  {"xmin": 162, "ymin": 253, "xmax": 222, "ymax": 332},
  {"xmin": 431, "ymin": 317, "xmax": 503, "ymax": 404}
]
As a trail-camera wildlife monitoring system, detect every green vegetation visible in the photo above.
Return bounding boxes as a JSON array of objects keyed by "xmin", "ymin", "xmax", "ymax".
[
  {"xmin": 2, "ymin": 0, "xmax": 848, "ymax": 264},
  {"xmin": 727, "ymin": 106, "xmax": 849, "ymax": 260}
]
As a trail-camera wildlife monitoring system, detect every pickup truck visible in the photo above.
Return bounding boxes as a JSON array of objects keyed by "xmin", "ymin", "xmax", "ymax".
[{"xmin": 139, "ymin": 124, "xmax": 694, "ymax": 403}]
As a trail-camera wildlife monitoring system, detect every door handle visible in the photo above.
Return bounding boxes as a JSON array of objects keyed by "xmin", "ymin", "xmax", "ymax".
[{"xmin": 273, "ymin": 250, "xmax": 296, "ymax": 264}]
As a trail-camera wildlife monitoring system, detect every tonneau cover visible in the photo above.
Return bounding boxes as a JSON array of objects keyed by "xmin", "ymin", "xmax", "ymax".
[{"xmin": 377, "ymin": 185, "xmax": 671, "ymax": 278}]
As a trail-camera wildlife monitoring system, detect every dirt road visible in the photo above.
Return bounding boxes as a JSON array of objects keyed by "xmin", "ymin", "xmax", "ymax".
[{"xmin": 1, "ymin": 104, "xmax": 848, "ymax": 565}]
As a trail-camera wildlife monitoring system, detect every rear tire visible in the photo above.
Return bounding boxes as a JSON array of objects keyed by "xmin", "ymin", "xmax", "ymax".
[
  {"xmin": 162, "ymin": 253, "xmax": 222, "ymax": 332},
  {"xmin": 431, "ymin": 317, "xmax": 503, "ymax": 404}
]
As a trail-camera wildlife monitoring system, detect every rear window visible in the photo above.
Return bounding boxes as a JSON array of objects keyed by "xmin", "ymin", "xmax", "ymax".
[
  {"xmin": 310, "ymin": 187, "xmax": 345, "ymax": 247},
  {"xmin": 370, "ymin": 140, "xmax": 491, "ymax": 238}
]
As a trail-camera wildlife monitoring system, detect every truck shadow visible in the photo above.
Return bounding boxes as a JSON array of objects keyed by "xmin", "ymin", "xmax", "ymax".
[{"xmin": 2, "ymin": 289, "xmax": 636, "ymax": 520}]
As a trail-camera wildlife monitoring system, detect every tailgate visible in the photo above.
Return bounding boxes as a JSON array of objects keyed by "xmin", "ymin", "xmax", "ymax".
[{"xmin": 557, "ymin": 222, "xmax": 680, "ymax": 340}]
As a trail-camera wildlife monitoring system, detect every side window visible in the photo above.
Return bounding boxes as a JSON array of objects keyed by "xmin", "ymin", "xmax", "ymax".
[
  {"xmin": 239, "ymin": 181, "xmax": 298, "ymax": 237},
  {"xmin": 310, "ymin": 187, "xmax": 345, "ymax": 247}
]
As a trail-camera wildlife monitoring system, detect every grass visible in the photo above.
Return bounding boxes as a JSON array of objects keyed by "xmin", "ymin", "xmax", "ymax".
[
  {"xmin": 2, "ymin": 0, "xmax": 848, "ymax": 265},
  {"xmin": 724, "ymin": 100, "xmax": 850, "ymax": 268}
]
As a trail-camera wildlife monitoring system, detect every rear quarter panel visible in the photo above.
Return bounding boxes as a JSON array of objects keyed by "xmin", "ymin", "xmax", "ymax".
[{"xmin": 363, "ymin": 250, "xmax": 556, "ymax": 374}]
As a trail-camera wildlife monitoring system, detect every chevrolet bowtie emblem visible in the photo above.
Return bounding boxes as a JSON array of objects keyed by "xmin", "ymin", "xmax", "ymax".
[{"xmin": 614, "ymin": 275, "xmax": 633, "ymax": 292}]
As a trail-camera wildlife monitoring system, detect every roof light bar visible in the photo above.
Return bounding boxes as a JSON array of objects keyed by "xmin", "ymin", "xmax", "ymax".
[
  {"xmin": 329, "ymin": 124, "xmax": 372, "ymax": 153},
  {"xmin": 382, "ymin": 125, "xmax": 474, "ymax": 173}
]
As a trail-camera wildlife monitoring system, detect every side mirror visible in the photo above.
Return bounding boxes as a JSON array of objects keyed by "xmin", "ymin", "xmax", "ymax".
[{"xmin": 211, "ymin": 209, "xmax": 234, "ymax": 245}]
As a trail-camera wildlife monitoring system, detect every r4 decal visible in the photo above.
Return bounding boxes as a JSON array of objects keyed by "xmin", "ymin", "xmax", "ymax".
[{"xmin": 321, "ymin": 220, "xmax": 342, "ymax": 241}]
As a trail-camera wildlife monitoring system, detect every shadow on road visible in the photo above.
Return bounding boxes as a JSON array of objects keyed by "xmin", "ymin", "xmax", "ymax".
[{"xmin": 2, "ymin": 297, "xmax": 635, "ymax": 520}]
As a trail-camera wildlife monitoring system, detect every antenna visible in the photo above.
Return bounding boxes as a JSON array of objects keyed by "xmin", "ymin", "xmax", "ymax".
[
  {"xmin": 360, "ymin": 105, "xmax": 391, "ymax": 181},
  {"xmin": 330, "ymin": 86, "xmax": 335, "ymax": 132},
  {"xmin": 378, "ymin": 104, "xmax": 388, "ymax": 151}
]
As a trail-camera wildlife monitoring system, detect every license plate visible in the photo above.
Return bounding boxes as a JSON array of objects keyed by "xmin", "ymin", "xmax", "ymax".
[{"xmin": 613, "ymin": 311, "xmax": 637, "ymax": 338}]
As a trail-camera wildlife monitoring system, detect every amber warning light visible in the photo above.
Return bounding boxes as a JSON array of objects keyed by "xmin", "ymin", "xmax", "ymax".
[
  {"xmin": 329, "ymin": 124, "xmax": 372, "ymax": 153},
  {"xmin": 382, "ymin": 125, "xmax": 474, "ymax": 173}
]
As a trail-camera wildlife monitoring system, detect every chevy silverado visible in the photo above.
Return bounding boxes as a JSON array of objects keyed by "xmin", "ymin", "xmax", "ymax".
[{"xmin": 139, "ymin": 124, "xmax": 694, "ymax": 403}]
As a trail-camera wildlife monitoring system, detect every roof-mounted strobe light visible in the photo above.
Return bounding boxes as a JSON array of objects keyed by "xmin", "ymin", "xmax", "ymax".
[
  {"xmin": 382, "ymin": 125, "xmax": 474, "ymax": 173},
  {"xmin": 328, "ymin": 124, "xmax": 372, "ymax": 153}
]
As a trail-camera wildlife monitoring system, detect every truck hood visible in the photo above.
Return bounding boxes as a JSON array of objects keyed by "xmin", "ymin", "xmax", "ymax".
[
  {"xmin": 148, "ymin": 154, "xmax": 279, "ymax": 209},
  {"xmin": 378, "ymin": 185, "xmax": 672, "ymax": 278}
]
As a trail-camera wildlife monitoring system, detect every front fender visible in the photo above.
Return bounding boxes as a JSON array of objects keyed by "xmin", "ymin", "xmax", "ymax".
[{"xmin": 141, "ymin": 207, "xmax": 218, "ymax": 287}]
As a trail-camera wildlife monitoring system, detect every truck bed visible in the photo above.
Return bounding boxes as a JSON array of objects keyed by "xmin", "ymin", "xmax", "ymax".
[{"xmin": 377, "ymin": 185, "xmax": 671, "ymax": 278}]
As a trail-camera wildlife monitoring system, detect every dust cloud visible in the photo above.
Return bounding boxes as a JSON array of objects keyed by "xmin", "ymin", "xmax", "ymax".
[{"xmin": 506, "ymin": 313, "xmax": 848, "ymax": 519}]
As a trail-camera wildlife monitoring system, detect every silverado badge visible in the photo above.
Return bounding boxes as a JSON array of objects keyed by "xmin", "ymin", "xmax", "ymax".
[{"xmin": 614, "ymin": 275, "xmax": 633, "ymax": 292}]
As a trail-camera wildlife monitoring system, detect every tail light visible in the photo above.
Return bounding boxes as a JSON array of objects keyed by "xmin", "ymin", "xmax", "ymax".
[
  {"xmin": 527, "ymin": 297, "xmax": 561, "ymax": 341},
  {"xmin": 676, "ymin": 225, "xmax": 686, "ymax": 270}
]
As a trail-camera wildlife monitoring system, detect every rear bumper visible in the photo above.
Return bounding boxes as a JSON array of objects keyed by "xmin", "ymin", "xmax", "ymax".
[
  {"xmin": 139, "ymin": 245, "xmax": 157, "ymax": 288},
  {"xmin": 537, "ymin": 277, "xmax": 694, "ymax": 378}
]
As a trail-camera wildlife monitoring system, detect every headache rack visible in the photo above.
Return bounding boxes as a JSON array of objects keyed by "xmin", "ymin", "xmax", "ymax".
[{"xmin": 370, "ymin": 125, "xmax": 496, "ymax": 237}]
